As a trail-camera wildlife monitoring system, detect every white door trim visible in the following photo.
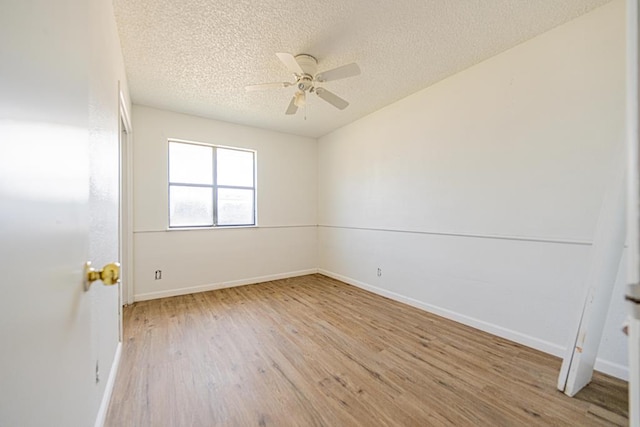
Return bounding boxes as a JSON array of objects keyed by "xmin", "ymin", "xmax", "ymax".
[
  {"xmin": 626, "ymin": 0, "xmax": 640, "ymax": 425},
  {"xmin": 119, "ymin": 87, "xmax": 134, "ymax": 306}
]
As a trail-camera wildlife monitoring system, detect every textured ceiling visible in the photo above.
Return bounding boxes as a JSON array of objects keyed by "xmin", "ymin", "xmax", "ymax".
[{"xmin": 113, "ymin": 0, "xmax": 612, "ymax": 138}]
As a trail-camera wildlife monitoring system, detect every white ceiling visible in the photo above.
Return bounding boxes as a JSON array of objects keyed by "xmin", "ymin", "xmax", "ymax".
[{"xmin": 113, "ymin": 0, "xmax": 612, "ymax": 138}]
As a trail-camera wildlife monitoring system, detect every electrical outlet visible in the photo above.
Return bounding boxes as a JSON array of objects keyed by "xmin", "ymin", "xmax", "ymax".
[
  {"xmin": 154, "ymin": 270, "xmax": 162, "ymax": 280},
  {"xmin": 377, "ymin": 268, "xmax": 382, "ymax": 277},
  {"xmin": 95, "ymin": 361, "xmax": 100, "ymax": 383}
]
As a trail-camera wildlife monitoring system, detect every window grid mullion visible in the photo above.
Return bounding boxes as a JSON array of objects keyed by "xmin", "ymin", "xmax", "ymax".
[
  {"xmin": 168, "ymin": 182, "xmax": 215, "ymax": 188},
  {"xmin": 212, "ymin": 147, "xmax": 218, "ymax": 226},
  {"xmin": 216, "ymin": 185, "xmax": 255, "ymax": 190}
]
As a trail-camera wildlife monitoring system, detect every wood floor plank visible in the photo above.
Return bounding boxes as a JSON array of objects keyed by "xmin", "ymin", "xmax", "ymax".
[{"xmin": 105, "ymin": 274, "xmax": 628, "ymax": 426}]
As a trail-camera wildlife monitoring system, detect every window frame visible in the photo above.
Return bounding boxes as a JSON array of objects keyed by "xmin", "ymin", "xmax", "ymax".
[{"xmin": 167, "ymin": 138, "xmax": 257, "ymax": 229}]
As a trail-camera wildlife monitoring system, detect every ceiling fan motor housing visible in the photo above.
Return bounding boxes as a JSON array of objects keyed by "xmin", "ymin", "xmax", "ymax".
[{"xmin": 297, "ymin": 77, "xmax": 313, "ymax": 91}]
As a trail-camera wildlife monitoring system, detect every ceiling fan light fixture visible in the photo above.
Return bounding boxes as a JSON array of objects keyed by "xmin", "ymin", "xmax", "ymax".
[{"xmin": 294, "ymin": 91, "xmax": 306, "ymax": 108}]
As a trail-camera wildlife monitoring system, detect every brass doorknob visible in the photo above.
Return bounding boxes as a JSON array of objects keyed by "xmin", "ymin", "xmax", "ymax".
[{"xmin": 84, "ymin": 261, "xmax": 120, "ymax": 290}]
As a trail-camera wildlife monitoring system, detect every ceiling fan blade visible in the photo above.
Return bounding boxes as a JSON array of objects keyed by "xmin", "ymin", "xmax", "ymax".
[
  {"xmin": 315, "ymin": 63, "xmax": 360, "ymax": 82},
  {"xmin": 315, "ymin": 88, "xmax": 349, "ymax": 110},
  {"xmin": 276, "ymin": 52, "xmax": 304, "ymax": 75},
  {"xmin": 245, "ymin": 82, "xmax": 292, "ymax": 92},
  {"xmin": 285, "ymin": 96, "xmax": 298, "ymax": 115}
]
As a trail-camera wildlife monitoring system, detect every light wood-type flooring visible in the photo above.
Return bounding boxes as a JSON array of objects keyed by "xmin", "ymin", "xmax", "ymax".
[{"xmin": 105, "ymin": 274, "xmax": 628, "ymax": 426}]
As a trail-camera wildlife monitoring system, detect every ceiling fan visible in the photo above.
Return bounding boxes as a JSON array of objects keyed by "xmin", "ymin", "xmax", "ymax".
[{"xmin": 245, "ymin": 53, "xmax": 361, "ymax": 115}]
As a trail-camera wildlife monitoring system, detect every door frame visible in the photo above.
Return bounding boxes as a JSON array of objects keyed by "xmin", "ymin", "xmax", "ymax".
[
  {"xmin": 119, "ymin": 86, "xmax": 134, "ymax": 308},
  {"xmin": 626, "ymin": 0, "xmax": 639, "ymax": 425}
]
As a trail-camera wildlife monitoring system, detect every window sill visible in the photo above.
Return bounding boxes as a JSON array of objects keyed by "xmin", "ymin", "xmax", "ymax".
[{"xmin": 166, "ymin": 225, "xmax": 259, "ymax": 231}]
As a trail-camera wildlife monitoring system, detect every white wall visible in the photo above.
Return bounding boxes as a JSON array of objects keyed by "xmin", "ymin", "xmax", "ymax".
[
  {"xmin": 132, "ymin": 106, "xmax": 317, "ymax": 300},
  {"xmin": 318, "ymin": 0, "xmax": 628, "ymax": 378}
]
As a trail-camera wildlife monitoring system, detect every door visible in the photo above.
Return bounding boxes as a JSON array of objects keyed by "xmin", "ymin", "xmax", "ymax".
[{"xmin": 0, "ymin": 0, "xmax": 121, "ymax": 425}]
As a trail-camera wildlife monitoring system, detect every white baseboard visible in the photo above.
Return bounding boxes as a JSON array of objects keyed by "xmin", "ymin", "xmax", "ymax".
[
  {"xmin": 94, "ymin": 342, "xmax": 122, "ymax": 427},
  {"xmin": 318, "ymin": 269, "xmax": 566, "ymax": 356},
  {"xmin": 134, "ymin": 269, "xmax": 319, "ymax": 301},
  {"xmin": 594, "ymin": 358, "xmax": 629, "ymax": 381}
]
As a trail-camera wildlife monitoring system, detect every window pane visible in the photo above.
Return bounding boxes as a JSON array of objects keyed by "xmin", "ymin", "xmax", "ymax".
[
  {"xmin": 169, "ymin": 186, "xmax": 213, "ymax": 227},
  {"xmin": 169, "ymin": 142, "xmax": 213, "ymax": 184},
  {"xmin": 217, "ymin": 188, "xmax": 254, "ymax": 225},
  {"xmin": 217, "ymin": 148, "xmax": 254, "ymax": 187}
]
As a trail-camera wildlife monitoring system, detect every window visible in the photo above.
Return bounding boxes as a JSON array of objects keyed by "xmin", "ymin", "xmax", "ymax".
[{"xmin": 168, "ymin": 140, "xmax": 256, "ymax": 228}]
